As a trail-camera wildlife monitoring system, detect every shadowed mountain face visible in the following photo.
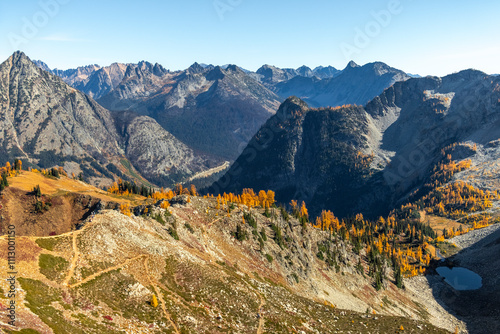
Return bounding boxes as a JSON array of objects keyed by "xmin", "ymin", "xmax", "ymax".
[
  {"xmin": 209, "ymin": 97, "xmax": 385, "ymax": 217},
  {"xmin": 98, "ymin": 64, "xmax": 281, "ymax": 160},
  {"xmin": 39, "ymin": 59, "xmax": 409, "ymax": 162},
  {"xmin": 213, "ymin": 70, "xmax": 500, "ymax": 217},
  {"xmin": 1, "ymin": 52, "xmax": 218, "ymax": 186},
  {"xmin": 426, "ymin": 225, "xmax": 500, "ymax": 334},
  {"xmin": 272, "ymin": 61, "xmax": 410, "ymax": 107}
]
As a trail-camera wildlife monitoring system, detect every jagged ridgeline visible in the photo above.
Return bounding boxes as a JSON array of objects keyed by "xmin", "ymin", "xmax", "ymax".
[
  {"xmin": 213, "ymin": 68, "xmax": 500, "ymax": 218},
  {"xmin": 209, "ymin": 97, "xmax": 381, "ymax": 217},
  {"xmin": 0, "ymin": 52, "xmax": 218, "ymax": 187}
]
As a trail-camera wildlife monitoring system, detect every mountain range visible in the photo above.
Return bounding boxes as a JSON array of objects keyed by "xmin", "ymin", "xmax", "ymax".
[
  {"xmin": 213, "ymin": 70, "xmax": 500, "ymax": 218},
  {"xmin": 1, "ymin": 52, "xmax": 218, "ymax": 187},
  {"xmin": 3, "ymin": 50, "xmax": 500, "ymax": 334},
  {"xmin": 17, "ymin": 51, "xmax": 500, "ymax": 215},
  {"xmin": 24, "ymin": 53, "xmax": 411, "ymax": 187}
]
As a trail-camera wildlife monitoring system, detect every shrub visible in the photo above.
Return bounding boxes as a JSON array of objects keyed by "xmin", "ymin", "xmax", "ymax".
[
  {"xmin": 33, "ymin": 185, "xmax": 42, "ymax": 198},
  {"xmin": 151, "ymin": 295, "xmax": 158, "ymax": 308},
  {"xmin": 184, "ymin": 223, "xmax": 194, "ymax": 233},
  {"xmin": 235, "ymin": 224, "xmax": 247, "ymax": 241},
  {"xmin": 152, "ymin": 213, "xmax": 166, "ymax": 226},
  {"xmin": 280, "ymin": 206, "xmax": 289, "ymax": 221},
  {"xmin": 34, "ymin": 200, "xmax": 51, "ymax": 213},
  {"xmin": 244, "ymin": 212, "xmax": 257, "ymax": 229},
  {"xmin": 260, "ymin": 228, "xmax": 267, "ymax": 241},
  {"xmin": 271, "ymin": 223, "xmax": 285, "ymax": 249},
  {"xmin": 168, "ymin": 227, "xmax": 179, "ymax": 240}
]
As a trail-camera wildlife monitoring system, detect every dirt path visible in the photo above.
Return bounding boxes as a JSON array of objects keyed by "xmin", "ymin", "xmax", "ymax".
[
  {"xmin": 239, "ymin": 273, "xmax": 266, "ymax": 334},
  {"xmin": 144, "ymin": 257, "xmax": 180, "ymax": 334},
  {"xmin": 208, "ymin": 217, "xmax": 223, "ymax": 228},
  {"xmin": 62, "ymin": 219, "xmax": 100, "ymax": 286},
  {"xmin": 69, "ymin": 255, "xmax": 145, "ymax": 288},
  {"xmin": 62, "ymin": 231, "xmax": 80, "ymax": 286},
  {"xmin": 257, "ymin": 294, "xmax": 266, "ymax": 334},
  {"xmin": 200, "ymin": 216, "xmax": 225, "ymax": 253}
]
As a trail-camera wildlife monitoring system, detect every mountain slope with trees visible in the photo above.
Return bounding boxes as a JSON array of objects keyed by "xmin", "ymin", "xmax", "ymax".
[
  {"xmin": 213, "ymin": 70, "xmax": 500, "ymax": 219},
  {"xmin": 0, "ymin": 52, "xmax": 218, "ymax": 187},
  {"xmin": 0, "ymin": 168, "xmax": 461, "ymax": 333}
]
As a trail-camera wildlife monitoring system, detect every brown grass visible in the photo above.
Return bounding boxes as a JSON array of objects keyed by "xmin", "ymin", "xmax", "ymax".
[
  {"xmin": 8, "ymin": 171, "xmax": 146, "ymax": 205},
  {"xmin": 0, "ymin": 237, "xmax": 41, "ymax": 262},
  {"xmin": 421, "ymin": 211, "xmax": 465, "ymax": 237},
  {"xmin": 0, "ymin": 171, "xmax": 150, "ymax": 236}
]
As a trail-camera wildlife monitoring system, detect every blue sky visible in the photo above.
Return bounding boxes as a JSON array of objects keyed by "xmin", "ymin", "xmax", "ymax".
[{"xmin": 0, "ymin": 0, "xmax": 499, "ymax": 76}]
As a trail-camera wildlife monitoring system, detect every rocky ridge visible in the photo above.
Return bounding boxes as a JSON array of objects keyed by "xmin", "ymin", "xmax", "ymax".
[
  {"xmin": 0, "ymin": 182, "xmax": 462, "ymax": 333},
  {"xmin": 1, "ymin": 52, "xmax": 217, "ymax": 186}
]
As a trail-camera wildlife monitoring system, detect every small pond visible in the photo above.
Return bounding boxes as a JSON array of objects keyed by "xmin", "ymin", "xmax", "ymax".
[{"xmin": 436, "ymin": 266, "xmax": 482, "ymax": 290}]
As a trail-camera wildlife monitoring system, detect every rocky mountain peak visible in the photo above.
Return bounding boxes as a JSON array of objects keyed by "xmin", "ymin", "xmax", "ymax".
[
  {"xmin": 152, "ymin": 63, "xmax": 168, "ymax": 76},
  {"xmin": 371, "ymin": 61, "xmax": 392, "ymax": 75},
  {"xmin": 312, "ymin": 65, "xmax": 340, "ymax": 79},
  {"xmin": 225, "ymin": 64, "xmax": 241, "ymax": 73},
  {"xmin": 255, "ymin": 64, "xmax": 275, "ymax": 77},
  {"xmin": 443, "ymin": 68, "xmax": 489, "ymax": 82},
  {"xmin": 2, "ymin": 51, "xmax": 46, "ymax": 83},
  {"xmin": 276, "ymin": 96, "xmax": 309, "ymax": 120},
  {"xmin": 33, "ymin": 59, "xmax": 52, "ymax": 72},
  {"xmin": 8, "ymin": 51, "xmax": 36, "ymax": 71},
  {"xmin": 256, "ymin": 64, "xmax": 298, "ymax": 84},
  {"xmin": 10, "ymin": 50, "xmax": 29, "ymax": 62},
  {"xmin": 134, "ymin": 61, "xmax": 168, "ymax": 77},
  {"xmin": 296, "ymin": 65, "xmax": 314, "ymax": 77},
  {"xmin": 345, "ymin": 60, "xmax": 359, "ymax": 70},
  {"xmin": 206, "ymin": 65, "xmax": 226, "ymax": 81},
  {"xmin": 187, "ymin": 62, "xmax": 205, "ymax": 74},
  {"xmin": 123, "ymin": 64, "xmax": 137, "ymax": 78}
]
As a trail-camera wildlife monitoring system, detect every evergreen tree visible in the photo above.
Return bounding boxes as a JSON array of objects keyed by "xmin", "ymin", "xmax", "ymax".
[
  {"xmin": 395, "ymin": 264, "xmax": 404, "ymax": 289},
  {"xmin": 14, "ymin": 160, "xmax": 22, "ymax": 171},
  {"xmin": 375, "ymin": 270, "xmax": 383, "ymax": 291},
  {"xmin": 1, "ymin": 173, "xmax": 8, "ymax": 188},
  {"xmin": 33, "ymin": 185, "xmax": 42, "ymax": 198},
  {"xmin": 235, "ymin": 224, "xmax": 247, "ymax": 241}
]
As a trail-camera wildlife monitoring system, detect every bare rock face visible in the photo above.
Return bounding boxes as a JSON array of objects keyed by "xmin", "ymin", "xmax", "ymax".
[
  {"xmin": 37, "ymin": 60, "xmax": 131, "ymax": 100},
  {"xmin": 255, "ymin": 64, "xmax": 300, "ymax": 84},
  {"xmin": 99, "ymin": 64, "xmax": 281, "ymax": 160},
  {"xmin": 0, "ymin": 51, "xmax": 122, "ymax": 162},
  {"xmin": 0, "ymin": 52, "xmax": 216, "ymax": 187},
  {"xmin": 115, "ymin": 112, "xmax": 219, "ymax": 185}
]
